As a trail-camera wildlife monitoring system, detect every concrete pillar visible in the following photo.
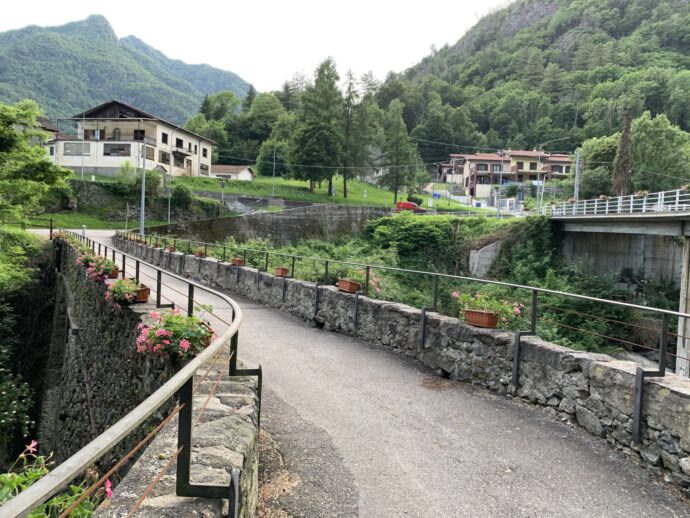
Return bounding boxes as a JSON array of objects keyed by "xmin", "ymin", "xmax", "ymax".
[{"xmin": 676, "ymin": 237, "xmax": 690, "ymax": 377}]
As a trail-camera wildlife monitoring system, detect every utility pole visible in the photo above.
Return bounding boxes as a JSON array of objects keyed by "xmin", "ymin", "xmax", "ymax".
[
  {"xmin": 139, "ymin": 141, "xmax": 146, "ymax": 237},
  {"xmin": 272, "ymin": 142, "xmax": 277, "ymax": 197},
  {"xmin": 497, "ymin": 150, "xmax": 504, "ymax": 219},
  {"xmin": 574, "ymin": 150, "xmax": 581, "ymax": 202},
  {"xmin": 80, "ymin": 108, "xmax": 85, "ymax": 181}
]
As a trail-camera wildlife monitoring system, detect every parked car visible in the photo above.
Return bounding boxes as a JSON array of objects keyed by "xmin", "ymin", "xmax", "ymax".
[{"xmin": 395, "ymin": 201, "xmax": 426, "ymax": 213}]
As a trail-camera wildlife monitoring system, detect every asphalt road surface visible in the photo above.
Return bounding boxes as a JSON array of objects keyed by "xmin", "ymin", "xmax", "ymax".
[{"xmin": 82, "ymin": 230, "xmax": 690, "ymax": 517}]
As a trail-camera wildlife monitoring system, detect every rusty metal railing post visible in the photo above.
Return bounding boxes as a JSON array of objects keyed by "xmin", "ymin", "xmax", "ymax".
[
  {"xmin": 365, "ymin": 266, "xmax": 371, "ymax": 296},
  {"xmin": 187, "ymin": 284, "xmax": 194, "ymax": 317}
]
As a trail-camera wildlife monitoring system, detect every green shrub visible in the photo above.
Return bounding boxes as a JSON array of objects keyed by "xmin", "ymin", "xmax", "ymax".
[{"xmin": 171, "ymin": 184, "xmax": 193, "ymax": 210}]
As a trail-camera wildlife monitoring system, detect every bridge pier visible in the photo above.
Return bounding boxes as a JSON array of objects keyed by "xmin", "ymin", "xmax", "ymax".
[{"xmin": 676, "ymin": 237, "xmax": 690, "ymax": 377}]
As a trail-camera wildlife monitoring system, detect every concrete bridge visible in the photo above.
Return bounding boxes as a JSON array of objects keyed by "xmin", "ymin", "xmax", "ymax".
[{"xmin": 544, "ymin": 189, "xmax": 690, "ymax": 377}]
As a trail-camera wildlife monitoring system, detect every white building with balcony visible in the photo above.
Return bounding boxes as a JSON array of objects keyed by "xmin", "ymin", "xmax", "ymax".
[{"xmin": 45, "ymin": 100, "xmax": 214, "ymax": 177}]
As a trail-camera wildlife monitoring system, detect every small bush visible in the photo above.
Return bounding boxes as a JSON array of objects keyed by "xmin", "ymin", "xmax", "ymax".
[{"xmin": 171, "ymin": 184, "xmax": 193, "ymax": 210}]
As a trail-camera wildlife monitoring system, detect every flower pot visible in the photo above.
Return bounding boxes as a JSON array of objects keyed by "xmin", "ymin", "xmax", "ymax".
[
  {"xmin": 200, "ymin": 321, "xmax": 214, "ymax": 347},
  {"xmin": 134, "ymin": 285, "xmax": 150, "ymax": 303},
  {"xmin": 337, "ymin": 279, "xmax": 360, "ymax": 294},
  {"xmin": 231, "ymin": 258, "xmax": 245, "ymax": 266},
  {"xmin": 194, "ymin": 250, "xmax": 205, "ymax": 258},
  {"xmin": 275, "ymin": 267, "xmax": 289, "ymax": 277},
  {"xmin": 462, "ymin": 309, "xmax": 498, "ymax": 329},
  {"xmin": 109, "ymin": 267, "xmax": 119, "ymax": 279},
  {"xmin": 152, "ymin": 243, "xmax": 162, "ymax": 248},
  {"xmin": 166, "ymin": 246, "xmax": 176, "ymax": 252}
]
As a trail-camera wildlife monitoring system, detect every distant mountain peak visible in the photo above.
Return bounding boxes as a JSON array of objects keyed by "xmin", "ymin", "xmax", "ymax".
[{"xmin": 0, "ymin": 15, "xmax": 250, "ymax": 123}]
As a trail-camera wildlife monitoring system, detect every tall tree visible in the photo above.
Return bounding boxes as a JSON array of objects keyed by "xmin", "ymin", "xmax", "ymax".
[
  {"xmin": 0, "ymin": 100, "xmax": 69, "ymax": 220},
  {"xmin": 242, "ymin": 85, "xmax": 256, "ymax": 112},
  {"xmin": 612, "ymin": 112, "xmax": 632, "ymax": 196},
  {"xmin": 379, "ymin": 100, "xmax": 418, "ymax": 204},
  {"xmin": 289, "ymin": 58, "xmax": 343, "ymax": 192}
]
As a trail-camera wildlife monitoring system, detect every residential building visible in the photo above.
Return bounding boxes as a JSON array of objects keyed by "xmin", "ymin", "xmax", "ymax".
[
  {"xmin": 210, "ymin": 165, "xmax": 256, "ymax": 181},
  {"xmin": 449, "ymin": 150, "xmax": 574, "ymax": 199},
  {"xmin": 45, "ymin": 100, "xmax": 214, "ymax": 177}
]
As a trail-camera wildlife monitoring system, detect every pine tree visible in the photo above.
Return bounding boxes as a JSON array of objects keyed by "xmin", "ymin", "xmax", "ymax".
[
  {"xmin": 242, "ymin": 85, "xmax": 256, "ymax": 112},
  {"xmin": 612, "ymin": 112, "xmax": 633, "ymax": 196},
  {"xmin": 380, "ymin": 99, "xmax": 418, "ymax": 204},
  {"xmin": 199, "ymin": 95, "xmax": 211, "ymax": 119}
]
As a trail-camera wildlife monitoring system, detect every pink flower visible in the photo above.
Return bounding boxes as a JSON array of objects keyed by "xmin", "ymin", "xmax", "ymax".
[
  {"xmin": 451, "ymin": 291, "xmax": 460, "ymax": 298},
  {"xmin": 105, "ymin": 478, "xmax": 113, "ymax": 498},
  {"xmin": 375, "ymin": 287, "xmax": 381, "ymax": 293},
  {"xmin": 179, "ymin": 339, "xmax": 190, "ymax": 352},
  {"xmin": 513, "ymin": 307, "xmax": 521, "ymax": 315},
  {"xmin": 149, "ymin": 311, "xmax": 160, "ymax": 319},
  {"xmin": 26, "ymin": 440, "xmax": 37, "ymax": 454}
]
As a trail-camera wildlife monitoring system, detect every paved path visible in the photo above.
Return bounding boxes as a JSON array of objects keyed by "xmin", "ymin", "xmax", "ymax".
[{"xmin": 87, "ymin": 230, "xmax": 690, "ymax": 517}]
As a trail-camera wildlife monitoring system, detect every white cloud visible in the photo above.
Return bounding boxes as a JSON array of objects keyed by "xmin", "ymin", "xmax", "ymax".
[{"xmin": 0, "ymin": 0, "xmax": 507, "ymax": 91}]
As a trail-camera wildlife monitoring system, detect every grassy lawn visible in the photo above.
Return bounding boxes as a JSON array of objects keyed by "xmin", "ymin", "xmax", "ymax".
[
  {"xmin": 173, "ymin": 175, "xmax": 488, "ymax": 212},
  {"xmin": 39, "ymin": 212, "xmax": 168, "ymax": 230}
]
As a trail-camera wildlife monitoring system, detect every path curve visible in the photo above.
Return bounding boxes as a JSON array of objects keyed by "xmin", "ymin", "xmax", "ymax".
[{"xmin": 91, "ymin": 230, "xmax": 689, "ymax": 518}]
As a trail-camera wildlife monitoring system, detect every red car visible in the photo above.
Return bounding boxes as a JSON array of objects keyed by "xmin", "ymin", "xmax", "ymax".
[{"xmin": 395, "ymin": 201, "xmax": 426, "ymax": 213}]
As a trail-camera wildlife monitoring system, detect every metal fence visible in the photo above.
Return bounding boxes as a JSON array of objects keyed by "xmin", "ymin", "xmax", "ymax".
[
  {"xmin": 119, "ymin": 230, "xmax": 690, "ymax": 445},
  {"xmin": 4, "ymin": 231, "xmax": 260, "ymax": 518},
  {"xmin": 543, "ymin": 189, "xmax": 690, "ymax": 217}
]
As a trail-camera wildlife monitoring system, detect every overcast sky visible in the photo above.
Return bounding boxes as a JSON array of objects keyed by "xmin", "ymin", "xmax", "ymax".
[{"xmin": 0, "ymin": 0, "xmax": 509, "ymax": 92}]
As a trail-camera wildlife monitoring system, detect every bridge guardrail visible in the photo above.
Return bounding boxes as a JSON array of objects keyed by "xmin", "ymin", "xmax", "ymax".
[
  {"xmin": 119, "ymin": 229, "xmax": 690, "ymax": 446},
  {"xmin": 3, "ymin": 231, "xmax": 259, "ymax": 518},
  {"xmin": 542, "ymin": 189, "xmax": 690, "ymax": 217}
]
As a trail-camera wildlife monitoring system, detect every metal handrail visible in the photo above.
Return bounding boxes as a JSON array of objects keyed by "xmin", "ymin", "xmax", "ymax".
[
  {"xmin": 3, "ymin": 231, "xmax": 245, "ymax": 517},
  {"xmin": 543, "ymin": 188, "xmax": 690, "ymax": 217},
  {"xmin": 130, "ymin": 231, "xmax": 690, "ymax": 318}
]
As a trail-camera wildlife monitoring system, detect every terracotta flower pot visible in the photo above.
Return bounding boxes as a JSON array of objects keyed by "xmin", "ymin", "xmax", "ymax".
[
  {"xmin": 194, "ymin": 250, "xmax": 205, "ymax": 258},
  {"xmin": 167, "ymin": 246, "xmax": 176, "ymax": 252},
  {"xmin": 152, "ymin": 242, "xmax": 162, "ymax": 248},
  {"xmin": 462, "ymin": 309, "xmax": 498, "ymax": 329},
  {"xmin": 231, "ymin": 258, "xmax": 245, "ymax": 266},
  {"xmin": 275, "ymin": 267, "xmax": 289, "ymax": 277},
  {"xmin": 337, "ymin": 279, "xmax": 360, "ymax": 294},
  {"xmin": 134, "ymin": 285, "xmax": 150, "ymax": 303},
  {"xmin": 109, "ymin": 267, "xmax": 119, "ymax": 279}
]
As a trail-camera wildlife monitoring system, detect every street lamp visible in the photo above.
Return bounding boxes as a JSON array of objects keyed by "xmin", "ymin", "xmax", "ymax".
[{"xmin": 537, "ymin": 136, "xmax": 571, "ymax": 212}]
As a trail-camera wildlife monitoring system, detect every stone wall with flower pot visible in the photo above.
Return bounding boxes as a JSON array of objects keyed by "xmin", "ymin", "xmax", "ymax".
[
  {"xmin": 116, "ymin": 237, "xmax": 690, "ymax": 495},
  {"xmin": 40, "ymin": 240, "xmax": 260, "ymax": 517}
]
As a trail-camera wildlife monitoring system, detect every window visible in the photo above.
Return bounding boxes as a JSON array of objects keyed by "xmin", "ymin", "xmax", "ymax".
[
  {"xmin": 194, "ymin": 144, "xmax": 198, "ymax": 154},
  {"xmin": 552, "ymin": 165, "xmax": 562, "ymax": 173},
  {"xmin": 112, "ymin": 128, "xmax": 121, "ymax": 140},
  {"xmin": 476, "ymin": 163, "xmax": 488, "ymax": 172},
  {"xmin": 161, "ymin": 132, "xmax": 169, "ymax": 144},
  {"xmin": 529, "ymin": 162, "xmax": 537, "ymax": 171},
  {"xmin": 565, "ymin": 165, "xmax": 571, "ymax": 174},
  {"xmin": 64, "ymin": 142, "xmax": 91, "ymax": 155},
  {"xmin": 202, "ymin": 147, "xmax": 208, "ymax": 158},
  {"xmin": 103, "ymin": 143, "xmax": 131, "ymax": 156},
  {"xmin": 83, "ymin": 129, "xmax": 103, "ymax": 141},
  {"xmin": 49, "ymin": 146, "xmax": 54, "ymax": 156},
  {"xmin": 176, "ymin": 138, "xmax": 184, "ymax": 148},
  {"xmin": 185, "ymin": 159, "xmax": 192, "ymax": 171},
  {"xmin": 133, "ymin": 130, "xmax": 145, "ymax": 141},
  {"xmin": 174, "ymin": 153, "xmax": 184, "ymax": 167},
  {"xmin": 146, "ymin": 146, "xmax": 154, "ymax": 160},
  {"xmin": 491, "ymin": 164, "xmax": 502, "ymax": 172},
  {"xmin": 200, "ymin": 164, "xmax": 209, "ymax": 175},
  {"xmin": 159, "ymin": 151, "xmax": 170, "ymax": 164},
  {"xmin": 517, "ymin": 161, "xmax": 524, "ymax": 170}
]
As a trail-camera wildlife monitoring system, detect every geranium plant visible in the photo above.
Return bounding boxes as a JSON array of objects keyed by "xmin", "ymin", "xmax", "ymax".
[
  {"xmin": 136, "ymin": 310, "xmax": 214, "ymax": 360},
  {"xmin": 452, "ymin": 291, "xmax": 525, "ymax": 329},
  {"xmin": 105, "ymin": 278, "xmax": 139, "ymax": 305},
  {"xmin": 86, "ymin": 256, "xmax": 118, "ymax": 283}
]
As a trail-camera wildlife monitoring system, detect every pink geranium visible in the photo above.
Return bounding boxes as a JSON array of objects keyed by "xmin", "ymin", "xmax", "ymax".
[{"xmin": 105, "ymin": 478, "xmax": 113, "ymax": 498}]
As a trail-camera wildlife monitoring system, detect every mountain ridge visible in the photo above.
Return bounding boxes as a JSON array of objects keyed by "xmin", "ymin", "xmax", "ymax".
[{"xmin": 0, "ymin": 15, "xmax": 250, "ymax": 123}]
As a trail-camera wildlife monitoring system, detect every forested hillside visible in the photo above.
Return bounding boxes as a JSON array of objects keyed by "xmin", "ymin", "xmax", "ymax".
[
  {"xmin": 376, "ymin": 0, "xmax": 690, "ymax": 162},
  {"xmin": 0, "ymin": 15, "xmax": 250, "ymax": 123}
]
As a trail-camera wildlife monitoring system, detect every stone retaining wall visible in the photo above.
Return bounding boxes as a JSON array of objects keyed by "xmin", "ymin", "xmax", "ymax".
[
  {"xmin": 146, "ymin": 205, "xmax": 390, "ymax": 244},
  {"xmin": 117, "ymin": 237, "xmax": 690, "ymax": 495},
  {"xmin": 41, "ymin": 240, "xmax": 259, "ymax": 517}
]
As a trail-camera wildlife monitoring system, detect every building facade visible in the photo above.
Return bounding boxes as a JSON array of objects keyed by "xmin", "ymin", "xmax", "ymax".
[
  {"xmin": 449, "ymin": 150, "xmax": 573, "ymax": 198},
  {"xmin": 45, "ymin": 100, "xmax": 214, "ymax": 177}
]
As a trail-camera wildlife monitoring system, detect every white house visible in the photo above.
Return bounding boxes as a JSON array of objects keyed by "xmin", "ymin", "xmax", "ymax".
[
  {"xmin": 44, "ymin": 100, "xmax": 214, "ymax": 177},
  {"xmin": 210, "ymin": 165, "xmax": 256, "ymax": 181}
]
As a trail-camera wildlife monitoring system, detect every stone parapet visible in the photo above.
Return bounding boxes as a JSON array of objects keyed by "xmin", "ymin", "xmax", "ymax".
[{"xmin": 116, "ymin": 237, "xmax": 690, "ymax": 495}]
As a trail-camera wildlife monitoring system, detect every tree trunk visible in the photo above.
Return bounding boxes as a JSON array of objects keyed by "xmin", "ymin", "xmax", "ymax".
[
  {"xmin": 343, "ymin": 170, "xmax": 348, "ymax": 198},
  {"xmin": 328, "ymin": 175, "xmax": 333, "ymax": 197},
  {"xmin": 309, "ymin": 178, "xmax": 315, "ymax": 192},
  {"xmin": 393, "ymin": 183, "xmax": 398, "ymax": 205}
]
